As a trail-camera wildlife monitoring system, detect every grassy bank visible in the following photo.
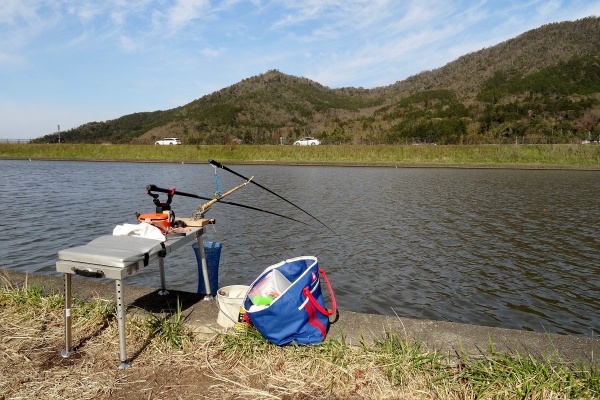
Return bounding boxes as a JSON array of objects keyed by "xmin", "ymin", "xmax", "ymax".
[
  {"xmin": 1, "ymin": 278, "xmax": 598, "ymax": 399},
  {"xmin": 1, "ymin": 143, "xmax": 600, "ymax": 168}
]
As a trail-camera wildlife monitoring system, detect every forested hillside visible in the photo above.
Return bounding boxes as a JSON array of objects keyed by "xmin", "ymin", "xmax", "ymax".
[{"xmin": 38, "ymin": 17, "xmax": 600, "ymax": 145}]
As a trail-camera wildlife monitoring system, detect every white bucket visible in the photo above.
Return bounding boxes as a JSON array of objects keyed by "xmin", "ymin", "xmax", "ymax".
[{"xmin": 216, "ymin": 285, "xmax": 249, "ymax": 328}]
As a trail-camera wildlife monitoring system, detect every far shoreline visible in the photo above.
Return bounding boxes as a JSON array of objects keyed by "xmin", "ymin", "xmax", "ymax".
[
  {"xmin": 2, "ymin": 156, "xmax": 600, "ymax": 171},
  {"xmin": 2, "ymin": 143, "xmax": 599, "ymax": 170}
]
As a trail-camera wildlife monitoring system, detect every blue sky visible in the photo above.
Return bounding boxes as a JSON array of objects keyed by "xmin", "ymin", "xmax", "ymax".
[{"xmin": 1, "ymin": 1, "xmax": 599, "ymax": 139}]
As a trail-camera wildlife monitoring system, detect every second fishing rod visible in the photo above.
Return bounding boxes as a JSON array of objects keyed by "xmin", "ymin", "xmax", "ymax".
[{"xmin": 208, "ymin": 159, "xmax": 336, "ymax": 235}]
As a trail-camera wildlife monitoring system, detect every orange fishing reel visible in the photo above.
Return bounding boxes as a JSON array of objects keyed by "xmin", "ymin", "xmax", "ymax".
[
  {"xmin": 138, "ymin": 186, "xmax": 178, "ymax": 233},
  {"xmin": 136, "ymin": 211, "xmax": 175, "ymax": 234}
]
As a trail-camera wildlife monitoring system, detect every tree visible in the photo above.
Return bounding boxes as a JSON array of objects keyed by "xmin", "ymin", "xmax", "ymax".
[{"xmin": 576, "ymin": 111, "xmax": 600, "ymax": 135}]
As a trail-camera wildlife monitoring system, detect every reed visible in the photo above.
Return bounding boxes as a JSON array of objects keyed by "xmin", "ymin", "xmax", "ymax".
[
  {"xmin": 0, "ymin": 274, "xmax": 112, "ymax": 329},
  {"xmin": 1, "ymin": 143, "xmax": 599, "ymax": 168},
  {"xmin": 458, "ymin": 350, "xmax": 600, "ymax": 399},
  {"xmin": 212, "ymin": 328, "xmax": 599, "ymax": 399}
]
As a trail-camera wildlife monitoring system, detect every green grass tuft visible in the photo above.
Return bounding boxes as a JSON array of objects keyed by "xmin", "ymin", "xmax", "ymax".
[{"xmin": 131, "ymin": 298, "xmax": 193, "ymax": 350}]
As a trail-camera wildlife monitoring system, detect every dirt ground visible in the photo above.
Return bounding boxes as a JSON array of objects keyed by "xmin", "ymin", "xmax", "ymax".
[
  {"xmin": 0, "ymin": 311, "xmax": 222, "ymax": 400},
  {"xmin": 1, "ymin": 311, "xmax": 380, "ymax": 400},
  {"xmin": 0, "ymin": 273, "xmax": 356, "ymax": 400}
]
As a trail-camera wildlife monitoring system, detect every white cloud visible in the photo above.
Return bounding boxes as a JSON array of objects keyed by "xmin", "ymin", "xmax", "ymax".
[
  {"xmin": 201, "ymin": 47, "xmax": 222, "ymax": 58},
  {"xmin": 270, "ymin": 0, "xmax": 366, "ymax": 29},
  {"xmin": 0, "ymin": 0, "xmax": 58, "ymax": 48},
  {"xmin": 536, "ymin": 0, "xmax": 562, "ymax": 17},
  {"xmin": 111, "ymin": 10, "xmax": 126, "ymax": 26},
  {"xmin": 119, "ymin": 35, "xmax": 139, "ymax": 52},
  {"xmin": 166, "ymin": 0, "xmax": 210, "ymax": 30},
  {"xmin": 284, "ymin": 2, "xmax": 478, "ymax": 87},
  {"xmin": 0, "ymin": 0, "xmax": 41, "ymax": 25},
  {"xmin": 0, "ymin": 51, "xmax": 25, "ymax": 68},
  {"xmin": 74, "ymin": 3, "xmax": 102, "ymax": 23}
]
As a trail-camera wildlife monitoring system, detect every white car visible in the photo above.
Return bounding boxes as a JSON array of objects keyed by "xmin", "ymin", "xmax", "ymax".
[
  {"xmin": 293, "ymin": 137, "xmax": 321, "ymax": 146},
  {"xmin": 155, "ymin": 137, "xmax": 182, "ymax": 145}
]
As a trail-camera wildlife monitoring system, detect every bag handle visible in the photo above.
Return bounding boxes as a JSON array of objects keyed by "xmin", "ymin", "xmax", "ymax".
[{"xmin": 302, "ymin": 267, "xmax": 337, "ymax": 318}]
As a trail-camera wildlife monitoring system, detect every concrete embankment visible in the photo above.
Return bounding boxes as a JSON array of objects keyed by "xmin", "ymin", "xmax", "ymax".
[{"xmin": 2, "ymin": 269, "xmax": 598, "ymax": 366}]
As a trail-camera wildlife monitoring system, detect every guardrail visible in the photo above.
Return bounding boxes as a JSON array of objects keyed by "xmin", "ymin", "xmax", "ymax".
[{"xmin": 0, "ymin": 139, "xmax": 33, "ymax": 144}]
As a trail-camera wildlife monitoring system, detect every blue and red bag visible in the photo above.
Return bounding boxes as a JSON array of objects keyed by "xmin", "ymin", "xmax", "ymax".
[{"xmin": 243, "ymin": 256, "xmax": 337, "ymax": 345}]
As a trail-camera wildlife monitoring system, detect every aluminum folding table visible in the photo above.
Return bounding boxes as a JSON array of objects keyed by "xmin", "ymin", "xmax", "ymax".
[{"xmin": 56, "ymin": 225, "xmax": 212, "ymax": 369}]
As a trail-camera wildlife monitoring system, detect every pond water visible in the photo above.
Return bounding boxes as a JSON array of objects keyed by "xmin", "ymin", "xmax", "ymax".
[{"xmin": 1, "ymin": 159, "xmax": 598, "ymax": 336}]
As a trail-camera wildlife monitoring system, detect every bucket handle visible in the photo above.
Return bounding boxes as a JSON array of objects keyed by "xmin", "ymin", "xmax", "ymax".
[
  {"xmin": 302, "ymin": 267, "xmax": 338, "ymax": 323},
  {"xmin": 217, "ymin": 300, "xmax": 240, "ymax": 325}
]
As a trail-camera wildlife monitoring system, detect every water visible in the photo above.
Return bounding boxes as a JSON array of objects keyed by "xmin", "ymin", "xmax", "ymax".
[{"xmin": 1, "ymin": 160, "xmax": 598, "ymax": 336}]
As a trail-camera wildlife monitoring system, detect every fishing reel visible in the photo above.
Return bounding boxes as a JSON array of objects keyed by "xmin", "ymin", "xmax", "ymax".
[
  {"xmin": 146, "ymin": 186, "xmax": 175, "ymax": 213},
  {"xmin": 136, "ymin": 185, "xmax": 187, "ymax": 234},
  {"xmin": 135, "ymin": 211, "xmax": 176, "ymax": 234}
]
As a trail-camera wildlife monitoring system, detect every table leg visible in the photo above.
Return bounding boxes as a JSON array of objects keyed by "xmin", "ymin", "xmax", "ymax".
[
  {"xmin": 158, "ymin": 256, "xmax": 169, "ymax": 295},
  {"xmin": 197, "ymin": 235, "xmax": 213, "ymax": 300},
  {"xmin": 116, "ymin": 279, "xmax": 131, "ymax": 369},
  {"xmin": 61, "ymin": 273, "xmax": 73, "ymax": 358}
]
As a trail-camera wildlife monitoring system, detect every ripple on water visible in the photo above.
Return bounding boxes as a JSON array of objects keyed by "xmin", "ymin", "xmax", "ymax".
[{"xmin": 2, "ymin": 161, "xmax": 599, "ymax": 336}]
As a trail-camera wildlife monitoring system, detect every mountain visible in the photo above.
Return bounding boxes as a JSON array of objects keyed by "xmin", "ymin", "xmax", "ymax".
[{"xmin": 39, "ymin": 17, "xmax": 600, "ymax": 145}]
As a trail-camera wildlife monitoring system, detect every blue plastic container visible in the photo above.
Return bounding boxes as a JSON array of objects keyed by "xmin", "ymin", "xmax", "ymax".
[{"xmin": 192, "ymin": 241, "xmax": 222, "ymax": 295}]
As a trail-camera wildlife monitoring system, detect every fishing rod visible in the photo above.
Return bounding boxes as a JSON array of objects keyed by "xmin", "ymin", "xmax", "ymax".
[
  {"xmin": 208, "ymin": 159, "xmax": 336, "ymax": 235},
  {"xmin": 198, "ymin": 176, "xmax": 253, "ymax": 215},
  {"xmin": 145, "ymin": 184, "xmax": 317, "ymax": 229}
]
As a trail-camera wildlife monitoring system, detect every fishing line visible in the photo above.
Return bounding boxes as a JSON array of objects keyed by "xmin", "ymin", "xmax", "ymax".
[
  {"xmin": 212, "ymin": 164, "xmax": 221, "ymax": 197},
  {"xmin": 208, "ymin": 159, "xmax": 337, "ymax": 235},
  {"xmin": 146, "ymin": 184, "xmax": 317, "ymax": 229}
]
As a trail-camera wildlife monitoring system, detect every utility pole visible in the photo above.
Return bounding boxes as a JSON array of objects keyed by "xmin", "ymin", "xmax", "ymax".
[{"xmin": 58, "ymin": 125, "xmax": 61, "ymax": 143}]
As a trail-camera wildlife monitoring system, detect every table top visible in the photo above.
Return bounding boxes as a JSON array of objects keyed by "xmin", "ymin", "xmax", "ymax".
[
  {"xmin": 163, "ymin": 226, "xmax": 202, "ymax": 254},
  {"xmin": 56, "ymin": 226, "xmax": 204, "ymax": 280}
]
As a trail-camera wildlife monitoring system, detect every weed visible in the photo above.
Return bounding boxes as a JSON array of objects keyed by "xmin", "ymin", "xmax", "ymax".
[{"xmin": 130, "ymin": 298, "xmax": 192, "ymax": 350}]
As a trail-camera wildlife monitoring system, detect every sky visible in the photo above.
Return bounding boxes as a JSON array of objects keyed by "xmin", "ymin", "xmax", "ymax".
[{"xmin": 1, "ymin": 1, "xmax": 600, "ymax": 139}]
